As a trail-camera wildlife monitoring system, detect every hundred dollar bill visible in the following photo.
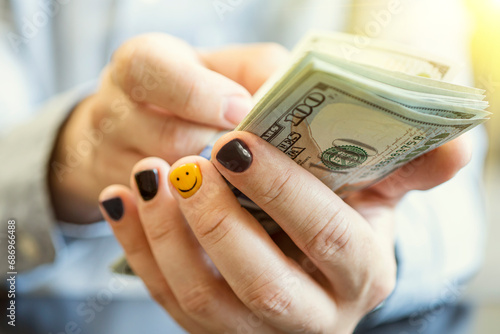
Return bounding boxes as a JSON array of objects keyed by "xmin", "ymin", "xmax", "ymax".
[
  {"xmin": 236, "ymin": 31, "xmax": 488, "ymax": 198},
  {"xmin": 293, "ymin": 30, "xmax": 460, "ymax": 81},
  {"xmin": 238, "ymin": 66, "xmax": 484, "ymax": 198},
  {"xmin": 111, "ymin": 31, "xmax": 489, "ymax": 275},
  {"xmin": 250, "ymin": 31, "xmax": 472, "ymax": 107}
]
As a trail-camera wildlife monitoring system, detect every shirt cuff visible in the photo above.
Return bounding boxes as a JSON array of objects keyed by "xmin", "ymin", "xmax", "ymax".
[{"xmin": 0, "ymin": 81, "xmax": 96, "ymax": 273}]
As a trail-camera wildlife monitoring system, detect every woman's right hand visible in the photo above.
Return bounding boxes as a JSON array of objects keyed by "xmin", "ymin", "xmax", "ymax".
[
  {"xmin": 48, "ymin": 33, "xmax": 289, "ymax": 223},
  {"xmin": 97, "ymin": 131, "xmax": 471, "ymax": 333}
]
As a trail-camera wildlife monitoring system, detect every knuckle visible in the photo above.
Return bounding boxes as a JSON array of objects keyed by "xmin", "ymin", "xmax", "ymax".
[
  {"xmin": 192, "ymin": 205, "xmax": 234, "ymax": 247},
  {"xmin": 112, "ymin": 35, "xmax": 161, "ymax": 97},
  {"xmin": 241, "ymin": 268, "xmax": 300, "ymax": 319},
  {"xmin": 121, "ymin": 238, "xmax": 148, "ymax": 260},
  {"xmin": 255, "ymin": 168, "xmax": 295, "ymax": 210},
  {"xmin": 178, "ymin": 282, "xmax": 219, "ymax": 318},
  {"xmin": 112, "ymin": 40, "xmax": 140, "ymax": 92},
  {"xmin": 122, "ymin": 244, "xmax": 144, "ymax": 261},
  {"xmin": 304, "ymin": 212, "xmax": 352, "ymax": 262},
  {"xmin": 144, "ymin": 217, "xmax": 179, "ymax": 245},
  {"xmin": 246, "ymin": 284, "xmax": 296, "ymax": 319}
]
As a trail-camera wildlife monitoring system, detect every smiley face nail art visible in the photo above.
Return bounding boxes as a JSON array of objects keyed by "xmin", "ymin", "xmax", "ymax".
[{"xmin": 170, "ymin": 163, "xmax": 202, "ymax": 198}]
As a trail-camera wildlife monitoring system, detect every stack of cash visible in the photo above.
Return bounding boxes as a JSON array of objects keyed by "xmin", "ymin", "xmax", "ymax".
[
  {"xmin": 111, "ymin": 31, "xmax": 489, "ymax": 275},
  {"xmin": 236, "ymin": 31, "xmax": 489, "ymax": 197}
]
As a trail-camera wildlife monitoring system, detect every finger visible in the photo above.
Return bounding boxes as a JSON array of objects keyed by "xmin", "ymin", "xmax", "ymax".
[
  {"xmin": 126, "ymin": 111, "xmax": 217, "ymax": 164},
  {"xmin": 200, "ymin": 43, "xmax": 291, "ymax": 95},
  {"xmin": 110, "ymin": 34, "xmax": 253, "ymax": 128},
  {"xmin": 98, "ymin": 185, "xmax": 204, "ymax": 333},
  {"xmin": 168, "ymin": 155, "xmax": 337, "ymax": 333},
  {"xmin": 210, "ymin": 132, "xmax": 396, "ymax": 307},
  {"xmin": 366, "ymin": 134, "xmax": 473, "ymax": 204},
  {"xmin": 130, "ymin": 157, "xmax": 271, "ymax": 333},
  {"xmin": 94, "ymin": 76, "xmax": 219, "ymax": 163}
]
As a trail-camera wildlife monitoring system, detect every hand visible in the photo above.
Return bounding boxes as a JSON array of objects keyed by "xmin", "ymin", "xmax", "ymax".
[
  {"xmin": 98, "ymin": 130, "xmax": 471, "ymax": 333},
  {"xmin": 49, "ymin": 33, "xmax": 289, "ymax": 223}
]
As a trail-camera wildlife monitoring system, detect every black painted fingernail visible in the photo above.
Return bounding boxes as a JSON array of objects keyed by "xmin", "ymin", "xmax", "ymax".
[
  {"xmin": 135, "ymin": 169, "xmax": 159, "ymax": 201},
  {"xmin": 101, "ymin": 197, "xmax": 124, "ymax": 221},
  {"xmin": 216, "ymin": 139, "xmax": 253, "ymax": 173}
]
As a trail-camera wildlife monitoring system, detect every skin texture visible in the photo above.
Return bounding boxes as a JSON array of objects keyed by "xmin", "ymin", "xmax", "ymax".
[
  {"xmin": 99, "ymin": 130, "xmax": 471, "ymax": 333},
  {"xmin": 57, "ymin": 31, "xmax": 471, "ymax": 334},
  {"xmin": 48, "ymin": 33, "xmax": 289, "ymax": 223}
]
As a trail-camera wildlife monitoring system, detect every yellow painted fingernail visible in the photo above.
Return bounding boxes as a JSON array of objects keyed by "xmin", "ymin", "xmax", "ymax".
[{"xmin": 169, "ymin": 163, "xmax": 202, "ymax": 199}]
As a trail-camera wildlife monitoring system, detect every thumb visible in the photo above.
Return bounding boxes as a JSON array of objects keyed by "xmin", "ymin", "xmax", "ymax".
[
  {"xmin": 111, "ymin": 33, "xmax": 254, "ymax": 129},
  {"xmin": 200, "ymin": 43, "xmax": 291, "ymax": 95}
]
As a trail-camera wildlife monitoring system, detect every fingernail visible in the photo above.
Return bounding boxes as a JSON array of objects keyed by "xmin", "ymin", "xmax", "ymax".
[
  {"xmin": 216, "ymin": 139, "xmax": 253, "ymax": 173},
  {"xmin": 100, "ymin": 197, "xmax": 124, "ymax": 221},
  {"xmin": 169, "ymin": 163, "xmax": 202, "ymax": 199},
  {"xmin": 223, "ymin": 96, "xmax": 252, "ymax": 126},
  {"xmin": 135, "ymin": 169, "xmax": 159, "ymax": 201}
]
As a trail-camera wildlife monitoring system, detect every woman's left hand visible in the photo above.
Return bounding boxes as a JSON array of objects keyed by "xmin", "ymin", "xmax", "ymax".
[{"xmin": 98, "ymin": 131, "xmax": 471, "ymax": 333}]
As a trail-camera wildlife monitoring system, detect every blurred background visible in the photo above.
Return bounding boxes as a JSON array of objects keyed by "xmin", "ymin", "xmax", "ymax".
[
  {"xmin": 0, "ymin": 0, "xmax": 498, "ymax": 333},
  {"xmin": 465, "ymin": 0, "xmax": 500, "ymax": 332}
]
